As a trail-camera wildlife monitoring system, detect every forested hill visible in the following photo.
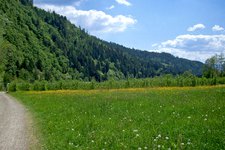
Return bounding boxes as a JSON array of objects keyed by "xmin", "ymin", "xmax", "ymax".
[{"xmin": 0, "ymin": 0, "xmax": 203, "ymax": 84}]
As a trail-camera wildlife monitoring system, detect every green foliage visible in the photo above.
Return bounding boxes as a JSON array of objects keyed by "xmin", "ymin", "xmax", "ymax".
[
  {"xmin": 12, "ymin": 86, "xmax": 225, "ymax": 149},
  {"xmin": 0, "ymin": 0, "xmax": 203, "ymax": 87},
  {"xmin": 7, "ymin": 75, "xmax": 225, "ymax": 92},
  {"xmin": 203, "ymin": 53, "xmax": 225, "ymax": 78},
  {"xmin": 20, "ymin": 0, "xmax": 33, "ymax": 6}
]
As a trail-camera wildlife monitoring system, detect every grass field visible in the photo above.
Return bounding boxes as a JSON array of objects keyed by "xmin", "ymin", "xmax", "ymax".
[{"xmin": 12, "ymin": 86, "xmax": 225, "ymax": 149}]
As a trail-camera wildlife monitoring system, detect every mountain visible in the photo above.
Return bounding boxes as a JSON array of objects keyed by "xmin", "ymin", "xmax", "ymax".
[{"xmin": 0, "ymin": 0, "xmax": 203, "ymax": 84}]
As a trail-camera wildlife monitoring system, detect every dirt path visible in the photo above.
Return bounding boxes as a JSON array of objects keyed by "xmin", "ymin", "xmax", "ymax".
[{"xmin": 0, "ymin": 92, "xmax": 29, "ymax": 150}]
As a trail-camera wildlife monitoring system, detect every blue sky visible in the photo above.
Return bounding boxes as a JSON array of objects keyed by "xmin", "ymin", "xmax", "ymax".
[{"xmin": 34, "ymin": 0, "xmax": 225, "ymax": 62}]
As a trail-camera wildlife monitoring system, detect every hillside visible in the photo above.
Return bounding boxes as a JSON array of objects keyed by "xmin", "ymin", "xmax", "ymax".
[{"xmin": 0, "ymin": 0, "xmax": 203, "ymax": 85}]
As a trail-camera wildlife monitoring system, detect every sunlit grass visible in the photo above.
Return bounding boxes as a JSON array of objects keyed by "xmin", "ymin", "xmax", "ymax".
[{"xmin": 12, "ymin": 86, "xmax": 225, "ymax": 149}]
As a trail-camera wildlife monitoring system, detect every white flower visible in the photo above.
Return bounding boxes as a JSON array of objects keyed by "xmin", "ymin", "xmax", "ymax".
[
  {"xmin": 187, "ymin": 116, "xmax": 191, "ymax": 119},
  {"xmin": 158, "ymin": 145, "xmax": 161, "ymax": 148},
  {"xmin": 165, "ymin": 136, "xmax": 169, "ymax": 140},
  {"xmin": 133, "ymin": 129, "xmax": 138, "ymax": 132},
  {"xmin": 138, "ymin": 148, "xmax": 142, "ymax": 150},
  {"xmin": 144, "ymin": 146, "xmax": 148, "ymax": 149},
  {"xmin": 158, "ymin": 134, "xmax": 161, "ymax": 138},
  {"xmin": 181, "ymin": 143, "xmax": 184, "ymax": 146}
]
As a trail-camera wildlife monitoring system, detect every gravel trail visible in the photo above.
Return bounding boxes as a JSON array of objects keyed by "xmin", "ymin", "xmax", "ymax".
[{"xmin": 0, "ymin": 92, "xmax": 29, "ymax": 150}]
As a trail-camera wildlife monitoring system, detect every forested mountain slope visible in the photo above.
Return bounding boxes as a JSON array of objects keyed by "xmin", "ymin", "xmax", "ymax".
[{"xmin": 0, "ymin": 0, "xmax": 203, "ymax": 84}]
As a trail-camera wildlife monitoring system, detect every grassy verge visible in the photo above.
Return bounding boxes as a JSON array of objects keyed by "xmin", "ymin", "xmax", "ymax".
[{"xmin": 12, "ymin": 86, "xmax": 225, "ymax": 149}]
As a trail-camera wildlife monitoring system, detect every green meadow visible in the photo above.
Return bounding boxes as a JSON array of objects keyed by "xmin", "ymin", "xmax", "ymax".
[{"xmin": 12, "ymin": 86, "xmax": 225, "ymax": 149}]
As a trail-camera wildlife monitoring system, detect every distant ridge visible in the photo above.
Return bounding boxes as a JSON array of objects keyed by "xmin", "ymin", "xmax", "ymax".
[{"xmin": 0, "ymin": 0, "xmax": 203, "ymax": 84}]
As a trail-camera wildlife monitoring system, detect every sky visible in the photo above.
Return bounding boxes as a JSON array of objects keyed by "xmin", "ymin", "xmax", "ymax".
[{"xmin": 34, "ymin": 0, "xmax": 225, "ymax": 62}]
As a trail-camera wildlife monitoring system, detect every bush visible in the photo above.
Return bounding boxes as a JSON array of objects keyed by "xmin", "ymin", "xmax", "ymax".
[{"xmin": 5, "ymin": 76, "xmax": 225, "ymax": 92}]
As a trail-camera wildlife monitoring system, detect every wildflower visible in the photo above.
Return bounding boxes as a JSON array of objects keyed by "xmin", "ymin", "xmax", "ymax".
[
  {"xmin": 187, "ymin": 116, "xmax": 191, "ymax": 119},
  {"xmin": 71, "ymin": 128, "xmax": 74, "ymax": 131},
  {"xmin": 181, "ymin": 143, "xmax": 184, "ymax": 146},
  {"xmin": 122, "ymin": 130, "xmax": 125, "ymax": 132},
  {"xmin": 187, "ymin": 141, "xmax": 191, "ymax": 145},
  {"xmin": 133, "ymin": 129, "xmax": 138, "ymax": 132},
  {"xmin": 138, "ymin": 147, "xmax": 142, "ymax": 150},
  {"xmin": 136, "ymin": 134, "xmax": 140, "ymax": 137},
  {"xmin": 158, "ymin": 134, "xmax": 161, "ymax": 138},
  {"xmin": 91, "ymin": 140, "xmax": 94, "ymax": 143},
  {"xmin": 144, "ymin": 146, "xmax": 148, "ymax": 149},
  {"xmin": 165, "ymin": 136, "xmax": 169, "ymax": 140},
  {"xmin": 158, "ymin": 145, "xmax": 161, "ymax": 148},
  {"xmin": 153, "ymin": 138, "xmax": 157, "ymax": 142},
  {"xmin": 158, "ymin": 110, "xmax": 161, "ymax": 113},
  {"xmin": 204, "ymin": 118, "xmax": 207, "ymax": 121}
]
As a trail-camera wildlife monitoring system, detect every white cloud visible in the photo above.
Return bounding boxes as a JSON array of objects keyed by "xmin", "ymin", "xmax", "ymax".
[
  {"xmin": 212, "ymin": 25, "xmax": 224, "ymax": 32},
  {"xmin": 152, "ymin": 34, "xmax": 225, "ymax": 62},
  {"xmin": 187, "ymin": 24, "xmax": 206, "ymax": 32},
  {"xmin": 36, "ymin": 4, "xmax": 137, "ymax": 33},
  {"xmin": 115, "ymin": 0, "xmax": 132, "ymax": 6},
  {"xmin": 73, "ymin": 0, "xmax": 87, "ymax": 7},
  {"xmin": 107, "ymin": 5, "xmax": 115, "ymax": 10}
]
